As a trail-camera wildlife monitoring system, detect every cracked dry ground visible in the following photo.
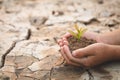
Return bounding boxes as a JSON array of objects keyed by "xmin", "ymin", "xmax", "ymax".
[{"xmin": 0, "ymin": 0, "xmax": 120, "ymax": 80}]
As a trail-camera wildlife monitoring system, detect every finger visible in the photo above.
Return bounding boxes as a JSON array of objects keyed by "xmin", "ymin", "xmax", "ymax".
[
  {"xmin": 72, "ymin": 45, "xmax": 95, "ymax": 58},
  {"xmin": 63, "ymin": 45, "xmax": 84, "ymax": 67},
  {"xmin": 83, "ymin": 31, "xmax": 98, "ymax": 40},
  {"xmin": 62, "ymin": 32, "xmax": 72, "ymax": 38},
  {"xmin": 62, "ymin": 38, "xmax": 68, "ymax": 42},
  {"xmin": 57, "ymin": 39, "xmax": 62, "ymax": 44},
  {"xmin": 58, "ymin": 39, "xmax": 65, "ymax": 47},
  {"xmin": 57, "ymin": 39, "xmax": 63, "ymax": 45},
  {"xmin": 60, "ymin": 47, "xmax": 70, "ymax": 64},
  {"xmin": 59, "ymin": 42, "xmax": 64, "ymax": 47},
  {"xmin": 61, "ymin": 46, "xmax": 81, "ymax": 67},
  {"xmin": 63, "ymin": 40, "xmax": 69, "ymax": 45},
  {"xmin": 58, "ymin": 37, "xmax": 69, "ymax": 46},
  {"xmin": 72, "ymin": 48, "xmax": 87, "ymax": 58}
]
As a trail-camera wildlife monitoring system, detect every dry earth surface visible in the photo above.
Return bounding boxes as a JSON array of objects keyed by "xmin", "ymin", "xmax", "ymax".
[{"xmin": 0, "ymin": 0, "xmax": 120, "ymax": 80}]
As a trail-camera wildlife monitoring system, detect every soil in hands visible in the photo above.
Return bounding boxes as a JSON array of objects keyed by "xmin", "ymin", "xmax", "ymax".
[
  {"xmin": 68, "ymin": 36, "xmax": 97, "ymax": 51},
  {"xmin": 55, "ymin": 36, "xmax": 96, "ymax": 66}
]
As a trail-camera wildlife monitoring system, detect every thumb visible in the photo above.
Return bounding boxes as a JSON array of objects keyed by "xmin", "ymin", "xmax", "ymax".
[
  {"xmin": 72, "ymin": 48, "xmax": 87, "ymax": 58},
  {"xmin": 72, "ymin": 45, "xmax": 94, "ymax": 58}
]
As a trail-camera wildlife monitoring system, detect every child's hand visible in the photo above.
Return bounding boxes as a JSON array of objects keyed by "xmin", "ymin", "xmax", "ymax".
[
  {"xmin": 60, "ymin": 43, "xmax": 114, "ymax": 68},
  {"xmin": 57, "ymin": 32, "xmax": 72, "ymax": 47},
  {"xmin": 57, "ymin": 30, "xmax": 120, "ymax": 68},
  {"xmin": 57, "ymin": 31, "xmax": 113, "ymax": 68}
]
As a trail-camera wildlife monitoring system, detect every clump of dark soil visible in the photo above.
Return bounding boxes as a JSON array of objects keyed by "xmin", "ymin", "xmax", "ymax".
[{"xmin": 68, "ymin": 36, "xmax": 96, "ymax": 51}]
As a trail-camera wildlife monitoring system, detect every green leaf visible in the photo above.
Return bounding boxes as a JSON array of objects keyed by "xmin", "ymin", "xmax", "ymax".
[
  {"xmin": 68, "ymin": 24, "xmax": 87, "ymax": 41},
  {"xmin": 68, "ymin": 30, "xmax": 78, "ymax": 38},
  {"xmin": 80, "ymin": 28, "xmax": 87, "ymax": 36},
  {"xmin": 74, "ymin": 24, "xmax": 80, "ymax": 33}
]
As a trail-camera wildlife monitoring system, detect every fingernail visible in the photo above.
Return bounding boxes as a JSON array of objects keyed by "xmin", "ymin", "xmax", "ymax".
[
  {"xmin": 63, "ymin": 41, "xmax": 67, "ymax": 45},
  {"xmin": 60, "ymin": 42, "xmax": 62, "ymax": 46},
  {"xmin": 72, "ymin": 51, "xmax": 76, "ymax": 57},
  {"xmin": 63, "ymin": 38, "xmax": 66, "ymax": 40},
  {"xmin": 63, "ymin": 45, "xmax": 66, "ymax": 48}
]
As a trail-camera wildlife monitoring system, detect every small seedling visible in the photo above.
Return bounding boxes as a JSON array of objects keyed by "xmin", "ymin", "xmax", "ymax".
[{"xmin": 68, "ymin": 24, "xmax": 87, "ymax": 41}]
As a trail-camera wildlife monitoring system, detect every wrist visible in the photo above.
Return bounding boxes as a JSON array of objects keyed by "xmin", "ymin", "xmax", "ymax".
[
  {"xmin": 97, "ymin": 34, "xmax": 113, "ymax": 44},
  {"xmin": 108, "ymin": 45, "xmax": 120, "ymax": 61},
  {"xmin": 97, "ymin": 32, "xmax": 120, "ymax": 45}
]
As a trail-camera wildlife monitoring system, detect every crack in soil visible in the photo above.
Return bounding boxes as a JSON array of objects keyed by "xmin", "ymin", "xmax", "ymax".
[
  {"xmin": 0, "ymin": 28, "xmax": 31, "ymax": 68},
  {"xmin": 0, "ymin": 42, "xmax": 16, "ymax": 68},
  {"xmin": 86, "ymin": 69, "xmax": 94, "ymax": 80},
  {"xmin": 26, "ymin": 29, "xmax": 31, "ymax": 40},
  {"xmin": 49, "ymin": 67, "xmax": 54, "ymax": 80}
]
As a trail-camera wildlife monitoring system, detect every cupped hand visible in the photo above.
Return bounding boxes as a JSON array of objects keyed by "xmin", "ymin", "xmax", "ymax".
[
  {"xmin": 60, "ymin": 43, "xmax": 113, "ymax": 68},
  {"xmin": 57, "ymin": 31, "xmax": 114, "ymax": 68}
]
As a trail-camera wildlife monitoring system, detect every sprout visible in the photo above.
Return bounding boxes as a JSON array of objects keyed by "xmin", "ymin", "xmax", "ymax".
[{"xmin": 68, "ymin": 24, "xmax": 87, "ymax": 41}]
